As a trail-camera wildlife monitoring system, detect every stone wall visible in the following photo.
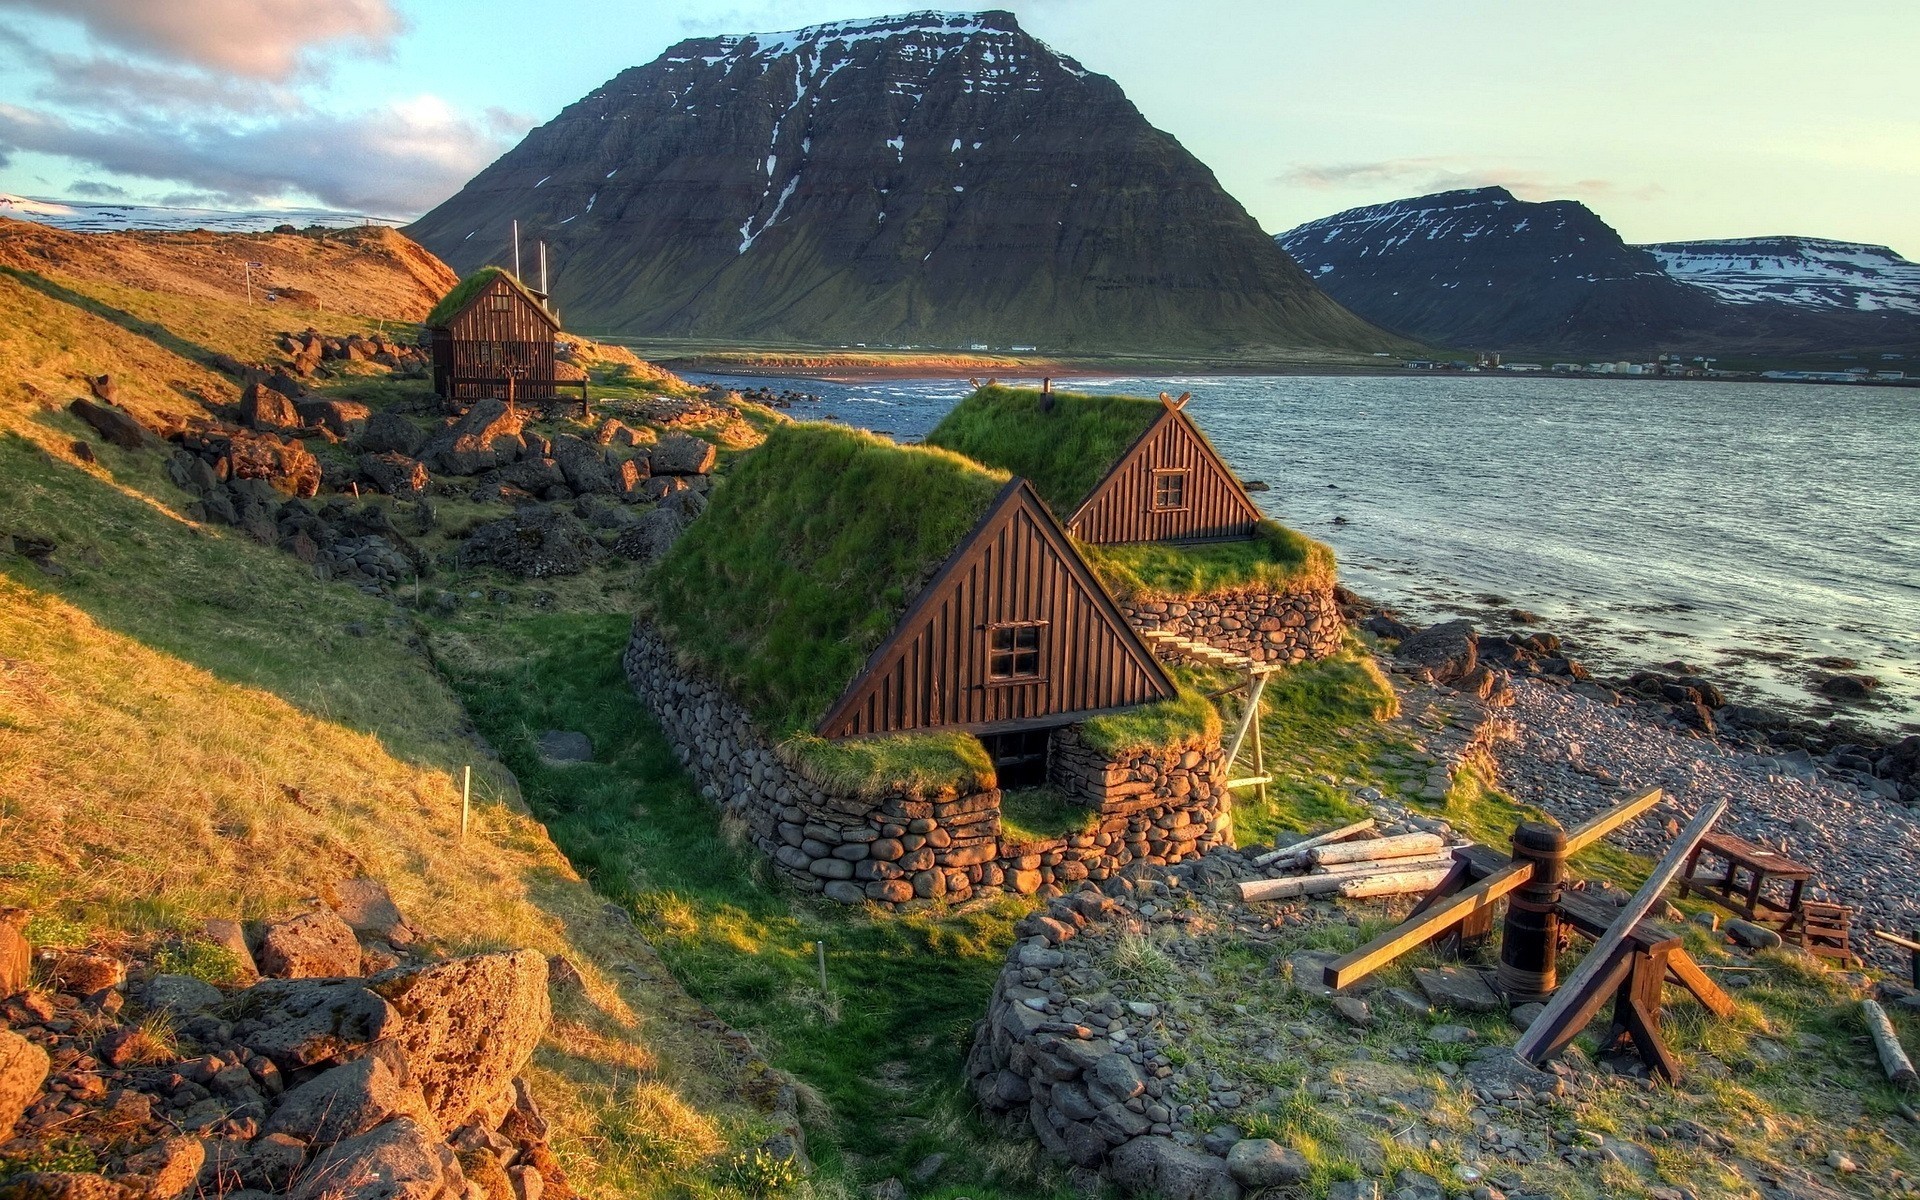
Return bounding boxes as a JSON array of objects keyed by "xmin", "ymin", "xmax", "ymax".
[
  {"xmin": 1120, "ymin": 584, "xmax": 1343, "ymax": 664},
  {"xmin": 623, "ymin": 620, "xmax": 1230, "ymax": 908}
]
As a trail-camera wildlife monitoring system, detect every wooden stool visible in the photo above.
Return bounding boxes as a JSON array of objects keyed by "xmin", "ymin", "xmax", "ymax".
[{"xmin": 1788, "ymin": 901, "xmax": 1858, "ymax": 965}]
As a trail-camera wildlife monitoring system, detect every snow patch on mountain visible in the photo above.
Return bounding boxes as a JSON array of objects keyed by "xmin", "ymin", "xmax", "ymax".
[
  {"xmin": 1639, "ymin": 237, "xmax": 1920, "ymax": 315},
  {"xmin": 1, "ymin": 193, "xmax": 397, "ymax": 234}
]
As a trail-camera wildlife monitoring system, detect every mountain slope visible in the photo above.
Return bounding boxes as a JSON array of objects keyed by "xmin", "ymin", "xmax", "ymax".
[
  {"xmin": 1641, "ymin": 236, "xmax": 1920, "ymax": 316},
  {"xmin": 407, "ymin": 10, "xmax": 1394, "ymax": 355}
]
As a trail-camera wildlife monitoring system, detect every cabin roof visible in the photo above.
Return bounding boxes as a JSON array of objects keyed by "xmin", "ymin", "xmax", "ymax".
[
  {"xmin": 424, "ymin": 266, "xmax": 559, "ymax": 330},
  {"xmin": 648, "ymin": 422, "xmax": 1011, "ymax": 739},
  {"xmin": 924, "ymin": 386, "xmax": 1164, "ymax": 516}
]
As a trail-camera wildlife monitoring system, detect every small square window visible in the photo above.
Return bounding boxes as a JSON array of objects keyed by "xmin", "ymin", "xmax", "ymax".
[
  {"xmin": 1152, "ymin": 470, "xmax": 1188, "ymax": 511},
  {"xmin": 487, "ymin": 293, "xmax": 513, "ymax": 311},
  {"xmin": 988, "ymin": 622, "xmax": 1044, "ymax": 680}
]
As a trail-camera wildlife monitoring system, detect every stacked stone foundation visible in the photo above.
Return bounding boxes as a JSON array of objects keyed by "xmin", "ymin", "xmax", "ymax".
[
  {"xmin": 623, "ymin": 621, "xmax": 1230, "ymax": 908},
  {"xmin": 1120, "ymin": 583, "xmax": 1343, "ymax": 664}
]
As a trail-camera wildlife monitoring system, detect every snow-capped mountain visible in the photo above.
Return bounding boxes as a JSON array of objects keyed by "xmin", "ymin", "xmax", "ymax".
[
  {"xmin": 408, "ymin": 10, "xmax": 1391, "ymax": 352},
  {"xmin": 1640, "ymin": 237, "xmax": 1920, "ymax": 316},
  {"xmin": 1276, "ymin": 188, "xmax": 1920, "ymax": 354},
  {"xmin": 0, "ymin": 193, "xmax": 399, "ymax": 234}
]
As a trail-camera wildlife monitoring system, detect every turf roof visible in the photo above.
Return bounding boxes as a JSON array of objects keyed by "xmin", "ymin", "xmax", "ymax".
[
  {"xmin": 647, "ymin": 422, "xmax": 1010, "ymax": 739},
  {"xmin": 423, "ymin": 266, "xmax": 556, "ymax": 329},
  {"xmin": 923, "ymin": 385, "xmax": 1163, "ymax": 517}
]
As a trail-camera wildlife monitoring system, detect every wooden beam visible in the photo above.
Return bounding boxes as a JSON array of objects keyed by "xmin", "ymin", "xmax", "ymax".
[
  {"xmin": 1520, "ymin": 942, "xmax": 1636, "ymax": 1067},
  {"xmin": 1516, "ymin": 798, "xmax": 1727, "ymax": 1065},
  {"xmin": 1223, "ymin": 672, "xmax": 1267, "ymax": 768},
  {"xmin": 1322, "ymin": 859, "xmax": 1533, "ymax": 991},
  {"xmin": 1665, "ymin": 949, "xmax": 1735, "ymax": 1019},
  {"xmin": 1252, "ymin": 818, "xmax": 1375, "ymax": 867},
  {"xmin": 1563, "ymin": 786, "xmax": 1665, "ymax": 856},
  {"xmin": 1863, "ymin": 1000, "xmax": 1918, "ymax": 1090},
  {"xmin": 1873, "ymin": 929, "xmax": 1920, "ymax": 953},
  {"xmin": 1227, "ymin": 776, "xmax": 1273, "ymax": 789},
  {"xmin": 1238, "ymin": 856, "xmax": 1457, "ymax": 902},
  {"xmin": 1339, "ymin": 866, "xmax": 1454, "ymax": 899},
  {"xmin": 1309, "ymin": 832, "xmax": 1444, "ymax": 867}
]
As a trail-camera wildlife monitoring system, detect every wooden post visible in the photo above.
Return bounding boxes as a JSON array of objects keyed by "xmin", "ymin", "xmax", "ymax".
[
  {"xmin": 1863, "ymin": 1000, "xmax": 1918, "ymax": 1090},
  {"xmin": 1498, "ymin": 821, "xmax": 1569, "ymax": 1004},
  {"xmin": 461, "ymin": 765, "xmax": 471, "ymax": 841},
  {"xmin": 815, "ymin": 940, "xmax": 829, "ymax": 994},
  {"xmin": 1515, "ymin": 798, "xmax": 1727, "ymax": 1065},
  {"xmin": 1224, "ymin": 673, "xmax": 1267, "ymax": 769}
]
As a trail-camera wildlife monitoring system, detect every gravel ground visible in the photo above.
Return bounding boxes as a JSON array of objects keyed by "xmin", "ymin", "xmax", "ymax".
[{"xmin": 1497, "ymin": 679, "xmax": 1920, "ymax": 971}]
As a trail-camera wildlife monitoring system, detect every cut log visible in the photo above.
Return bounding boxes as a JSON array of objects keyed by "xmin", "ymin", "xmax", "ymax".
[
  {"xmin": 1863, "ymin": 999, "xmax": 1918, "ymax": 1090},
  {"xmin": 1253, "ymin": 818, "xmax": 1376, "ymax": 867},
  {"xmin": 1238, "ymin": 857, "xmax": 1457, "ymax": 902},
  {"xmin": 1310, "ymin": 832, "xmax": 1444, "ymax": 867},
  {"xmin": 1338, "ymin": 867, "xmax": 1455, "ymax": 899}
]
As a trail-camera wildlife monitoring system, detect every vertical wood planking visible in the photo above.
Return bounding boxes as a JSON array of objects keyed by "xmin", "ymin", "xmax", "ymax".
[{"xmin": 1070, "ymin": 410, "xmax": 1263, "ymax": 544}]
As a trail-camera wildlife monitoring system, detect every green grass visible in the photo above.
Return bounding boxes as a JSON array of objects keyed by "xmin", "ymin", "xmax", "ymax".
[
  {"xmin": 923, "ymin": 386, "xmax": 1162, "ymax": 516},
  {"xmin": 784, "ymin": 732, "xmax": 995, "ymax": 799},
  {"xmin": 436, "ymin": 611, "xmax": 1068, "ymax": 1198},
  {"xmin": 1081, "ymin": 520, "xmax": 1336, "ymax": 600},
  {"xmin": 1079, "ymin": 684, "xmax": 1221, "ymax": 758},
  {"xmin": 647, "ymin": 422, "xmax": 1007, "ymax": 742},
  {"xmin": 999, "ymin": 787, "xmax": 1098, "ymax": 843},
  {"xmin": 425, "ymin": 266, "xmax": 546, "ymax": 328}
]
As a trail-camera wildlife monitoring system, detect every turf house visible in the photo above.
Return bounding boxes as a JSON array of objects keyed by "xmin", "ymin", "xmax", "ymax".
[
  {"xmin": 425, "ymin": 267, "xmax": 581, "ymax": 407},
  {"xmin": 623, "ymin": 423, "xmax": 1234, "ymax": 906},
  {"xmin": 927, "ymin": 386, "xmax": 1346, "ymax": 665}
]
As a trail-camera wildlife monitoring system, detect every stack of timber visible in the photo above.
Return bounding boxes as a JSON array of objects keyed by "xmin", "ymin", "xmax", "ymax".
[
  {"xmin": 1238, "ymin": 819, "xmax": 1465, "ymax": 902},
  {"xmin": 1139, "ymin": 628, "xmax": 1265, "ymax": 673}
]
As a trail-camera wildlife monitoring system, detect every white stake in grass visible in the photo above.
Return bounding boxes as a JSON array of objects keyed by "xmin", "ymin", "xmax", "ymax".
[{"xmin": 461, "ymin": 765, "xmax": 472, "ymax": 841}]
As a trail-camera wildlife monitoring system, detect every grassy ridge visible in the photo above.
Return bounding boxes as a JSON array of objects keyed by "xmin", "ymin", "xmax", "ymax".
[
  {"xmin": 923, "ymin": 386, "xmax": 1162, "ymax": 516},
  {"xmin": 1081, "ymin": 520, "xmax": 1336, "ymax": 601}
]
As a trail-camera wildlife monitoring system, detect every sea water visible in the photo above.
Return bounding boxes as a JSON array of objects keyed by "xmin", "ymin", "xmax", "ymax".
[{"xmin": 688, "ymin": 372, "xmax": 1920, "ymax": 730}]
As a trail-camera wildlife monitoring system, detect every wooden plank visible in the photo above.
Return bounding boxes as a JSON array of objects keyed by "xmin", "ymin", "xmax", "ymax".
[
  {"xmin": 1563, "ymin": 786, "xmax": 1665, "ymax": 855},
  {"xmin": 1238, "ymin": 856, "xmax": 1457, "ymax": 902},
  {"xmin": 1338, "ymin": 867, "xmax": 1454, "ymax": 899},
  {"xmin": 1226, "ymin": 776, "xmax": 1273, "ymax": 789},
  {"xmin": 1223, "ymin": 672, "xmax": 1267, "ymax": 768},
  {"xmin": 1872, "ymin": 930, "xmax": 1920, "ymax": 953},
  {"xmin": 1322, "ymin": 860, "xmax": 1534, "ymax": 991},
  {"xmin": 1309, "ymin": 832, "xmax": 1444, "ymax": 867},
  {"xmin": 1516, "ymin": 798, "xmax": 1727, "ymax": 1065},
  {"xmin": 1522, "ymin": 943, "xmax": 1636, "ymax": 1065},
  {"xmin": 1864, "ymin": 1000, "xmax": 1919, "ymax": 1090},
  {"xmin": 1253, "ymin": 818, "xmax": 1376, "ymax": 867},
  {"xmin": 1665, "ymin": 949, "xmax": 1735, "ymax": 1019}
]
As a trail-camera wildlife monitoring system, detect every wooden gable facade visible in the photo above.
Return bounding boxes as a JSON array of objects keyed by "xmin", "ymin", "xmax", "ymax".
[
  {"xmin": 1066, "ymin": 397, "xmax": 1264, "ymax": 545},
  {"xmin": 427, "ymin": 271, "xmax": 564, "ymax": 404},
  {"xmin": 818, "ymin": 479, "xmax": 1177, "ymax": 740}
]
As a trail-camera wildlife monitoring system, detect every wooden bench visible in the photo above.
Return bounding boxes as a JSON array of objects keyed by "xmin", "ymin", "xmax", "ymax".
[{"xmin": 1677, "ymin": 832, "xmax": 1814, "ymax": 924}]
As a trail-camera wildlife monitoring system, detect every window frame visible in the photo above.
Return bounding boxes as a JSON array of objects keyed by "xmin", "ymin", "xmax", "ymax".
[
  {"xmin": 985, "ymin": 620, "xmax": 1048, "ymax": 684},
  {"xmin": 1151, "ymin": 468, "xmax": 1190, "ymax": 512}
]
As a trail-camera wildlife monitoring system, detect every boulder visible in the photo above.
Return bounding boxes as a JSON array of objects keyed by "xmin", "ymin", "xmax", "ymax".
[
  {"xmin": 1225, "ymin": 1139, "xmax": 1310, "ymax": 1188},
  {"xmin": 117, "ymin": 1137, "xmax": 204, "ymax": 1200},
  {"xmin": 1814, "ymin": 673, "xmax": 1878, "ymax": 701},
  {"xmin": 234, "ymin": 1133, "xmax": 308, "ymax": 1192},
  {"xmin": 1362, "ymin": 614, "xmax": 1414, "ymax": 641},
  {"xmin": 0, "ymin": 908, "xmax": 27, "ymax": 998},
  {"xmin": 333, "ymin": 879, "xmax": 411, "ymax": 945},
  {"xmin": 267, "ymin": 1053, "xmax": 439, "ymax": 1146},
  {"xmin": 595, "ymin": 419, "xmax": 649, "ymax": 448},
  {"xmin": 369, "ymin": 950, "xmax": 549, "ymax": 1128},
  {"xmin": 471, "ymin": 457, "xmax": 566, "ymax": 503},
  {"xmin": 289, "ymin": 1117, "xmax": 452, "ymax": 1200},
  {"xmin": 240, "ymin": 383, "xmax": 302, "ymax": 432},
  {"xmin": 421, "ymin": 399, "xmax": 525, "ymax": 475},
  {"xmin": 1726, "ymin": 918, "xmax": 1783, "ymax": 949},
  {"xmin": 461, "ymin": 508, "xmax": 605, "ymax": 578},
  {"xmin": 237, "ymin": 979, "xmax": 398, "ymax": 1069},
  {"xmin": 224, "ymin": 428, "xmax": 322, "ymax": 498},
  {"xmin": 257, "ymin": 909, "xmax": 363, "ymax": 979},
  {"xmin": 359, "ymin": 453, "xmax": 431, "ymax": 498},
  {"xmin": 51, "ymin": 951, "xmax": 124, "ymax": 994},
  {"xmin": 0, "ymin": 1174, "xmax": 138, "ymax": 1200},
  {"xmin": 0, "ymin": 1029, "xmax": 51, "ymax": 1139},
  {"xmin": 551, "ymin": 435, "xmax": 615, "ymax": 495},
  {"xmin": 142, "ymin": 974, "xmax": 223, "ymax": 1018},
  {"xmin": 67, "ymin": 399, "xmax": 154, "ymax": 450},
  {"xmin": 537, "ymin": 731, "xmax": 593, "ymax": 766},
  {"xmin": 296, "ymin": 398, "xmax": 372, "ymax": 437},
  {"xmin": 1396, "ymin": 620, "xmax": 1478, "ymax": 685},
  {"xmin": 359, "ymin": 410, "xmax": 427, "ymax": 456},
  {"xmin": 609, "ymin": 507, "xmax": 685, "ymax": 562},
  {"xmin": 613, "ymin": 456, "xmax": 651, "ymax": 502},
  {"xmin": 1108, "ymin": 1136, "xmax": 1241, "ymax": 1200},
  {"xmin": 649, "ymin": 432, "xmax": 716, "ymax": 476}
]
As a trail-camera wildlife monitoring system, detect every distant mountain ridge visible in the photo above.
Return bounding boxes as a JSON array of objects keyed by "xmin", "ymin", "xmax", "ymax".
[
  {"xmin": 407, "ymin": 10, "xmax": 1395, "ymax": 355},
  {"xmin": 0, "ymin": 192, "xmax": 399, "ymax": 234},
  {"xmin": 1276, "ymin": 186, "xmax": 1920, "ymax": 355}
]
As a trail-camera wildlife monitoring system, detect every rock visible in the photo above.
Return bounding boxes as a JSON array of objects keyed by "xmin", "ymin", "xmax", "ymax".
[
  {"xmin": 0, "ymin": 1174, "xmax": 139, "ymax": 1200},
  {"xmin": 240, "ymin": 383, "xmax": 302, "ymax": 432},
  {"xmin": 296, "ymin": 399, "xmax": 371, "ymax": 437},
  {"xmin": 649, "ymin": 432, "xmax": 716, "ymax": 475},
  {"xmin": 1391, "ymin": 1169, "xmax": 1445, "ymax": 1200},
  {"xmin": 368, "ymin": 950, "xmax": 549, "ymax": 1128},
  {"xmin": 67, "ymin": 399, "xmax": 154, "ymax": 450},
  {"xmin": 236, "ymin": 979, "xmax": 399, "ymax": 1068},
  {"xmin": 1509, "ymin": 1002, "xmax": 1546, "ymax": 1031},
  {"xmin": 234, "ymin": 1133, "xmax": 308, "ymax": 1192},
  {"xmin": 1225, "ymin": 1139, "xmax": 1310, "ymax": 1188},
  {"xmin": 1284, "ymin": 950, "xmax": 1339, "ymax": 997},
  {"xmin": 0, "ymin": 1029, "xmax": 51, "ymax": 1138},
  {"xmin": 0, "ymin": 908, "xmax": 28, "ymax": 998},
  {"xmin": 267, "ymin": 1054, "xmax": 439, "ymax": 1146},
  {"xmin": 1396, "ymin": 620, "xmax": 1478, "ymax": 685},
  {"xmin": 537, "ymin": 730, "xmax": 593, "ymax": 765},
  {"xmin": 222, "ymin": 428, "xmax": 323, "ymax": 498},
  {"xmin": 421, "ymin": 398, "xmax": 525, "ymax": 475},
  {"xmin": 461, "ymin": 508, "xmax": 605, "ymax": 578},
  {"xmin": 1425, "ymin": 1023, "xmax": 1476, "ymax": 1044},
  {"xmin": 257, "ymin": 909, "xmax": 363, "ymax": 979},
  {"xmin": 289, "ymin": 1117, "xmax": 449, "ymax": 1200},
  {"xmin": 1725, "ymin": 918, "xmax": 1782, "ymax": 950},
  {"xmin": 333, "ymin": 879, "xmax": 410, "ymax": 945},
  {"xmin": 1108, "ymin": 1136, "xmax": 1242, "ymax": 1200},
  {"xmin": 508, "ymin": 1164, "xmax": 544, "ymax": 1200},
  {"xmin": 359, "ymin": 453, "xmax": 431, "ymax": 498},
  {"xmin": 609, "ymin": 507, "xmax": 685, "ymax": 562},
  {"xmin": 613, "ymin": 456, "xmax": 651, "ymax": 501},
  {"xmin": 88, "ymin": 374, "xmax": 118, "ymax": 403},
  {"xmin": 1327, "ymin": 1183, "xmax": 1380, "ymax": 1200},
  {"xmin": 1381, "ymin": 987, "xmax": 1433, "ymax": 1019},
  {"xmin": 910, "ymin": 1153, "xmax": 948, "ymax": 1184},
  {"xmin": 143, "ymin": 973, "xmax": 224, "ymax": 1017},
  {"xmin": 1813, "ymin": 673, "xmax": 1878, "ymax": 702},
  {"xmin": 52, "ymin": 950, "xmax": 124, "ymax": 994},
  {"xmin": 1412, "ymin": 966, "xmax": 1501, "ymax": 1013},
  {"xmin": 1363, "ymin": 614, "xmax": 1414, "ymax": 641},
  {"xmin": 551, "ymin": 435, "xmax": 615, "ymax": 494},
  {"xmin": 471, "ymin": 457, "xmax": 566, "ymax": 502},
  {"xmin": 201, "ymin": 918, "xmax": 261, "ymax": 983},
  {"xmin": 1093, "ymin": 1053, "xmax": 1147, "ymax": 1100},
  {"xmin": 359, "ymin": 410, "xmax": 427, "ymax": 456},
  {"xmin": 1331, "ymin": 995, "xmax": 1372, "ymax": 1027},
  {"xmin": 118, "ymin": 1137, "xmax": 204, "ymax": 1200},
  {"xmin": 1465, "ymin": 1052, "xmax": 1563, "ymax": 1098}
]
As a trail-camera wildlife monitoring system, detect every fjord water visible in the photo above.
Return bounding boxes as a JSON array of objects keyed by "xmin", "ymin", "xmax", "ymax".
[{"xmin": 693, "ymin": 373, "xmax": 1920, "ymax": 729}]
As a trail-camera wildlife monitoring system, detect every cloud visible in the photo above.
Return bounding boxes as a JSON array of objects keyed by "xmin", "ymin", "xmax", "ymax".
[
  {"xmin": 0, "ymin": 96, "xmax": 528, "ymax": 215},
  {"xmin": 1276, "ymin": 157, "xmax": 1661, "ymax": 204},
  {"xmin": 0, "ymin": 29, "xmax": 302, "ymax": 117},
  {"xmin": 67, "ymin": 179, "xmax": 130, "ymax": 198},
  {"xmin": 0, "ymin": 0, "xmax": 401, "ymax": 80}
]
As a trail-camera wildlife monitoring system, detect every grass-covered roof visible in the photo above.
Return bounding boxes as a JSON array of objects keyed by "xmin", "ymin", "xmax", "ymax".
[
  {"xmin": 424, "ymin": 266, "xmax": 555, "ymax": 329},
  {"xmin": 924, "ymin": 385, "xmax": 1163, "ymax": 516},
  {"xmin": 648, "ymin": 422, "xmax": 1010, "ymax": 740}
]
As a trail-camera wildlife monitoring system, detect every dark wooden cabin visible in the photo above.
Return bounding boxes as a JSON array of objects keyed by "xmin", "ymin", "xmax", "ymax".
[
  {"xmin": 648, "ymin": 423, "xmax": 1177, "ymax": 785},
  {"xmin": 425, "ymin": 268, "xmax": 578, "ymax": 406},
  {"xmin": 926, "ymin": 387, "xmax": 1264, "ymax": 545}
]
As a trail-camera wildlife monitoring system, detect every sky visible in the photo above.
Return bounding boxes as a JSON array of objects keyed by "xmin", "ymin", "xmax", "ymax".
[{"xmin": 0, "ymin": 0, "xmax": 1914, "ymax": 254}]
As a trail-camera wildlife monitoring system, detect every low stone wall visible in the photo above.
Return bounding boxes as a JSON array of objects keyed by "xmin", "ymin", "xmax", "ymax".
[
  {"xmin": 622, "ymin": 621, "xmax": 1230, "ymax": 907},
  {"xmin": 1120, "ymin": 584, "xmax": 1343, "ymax": 664}
]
